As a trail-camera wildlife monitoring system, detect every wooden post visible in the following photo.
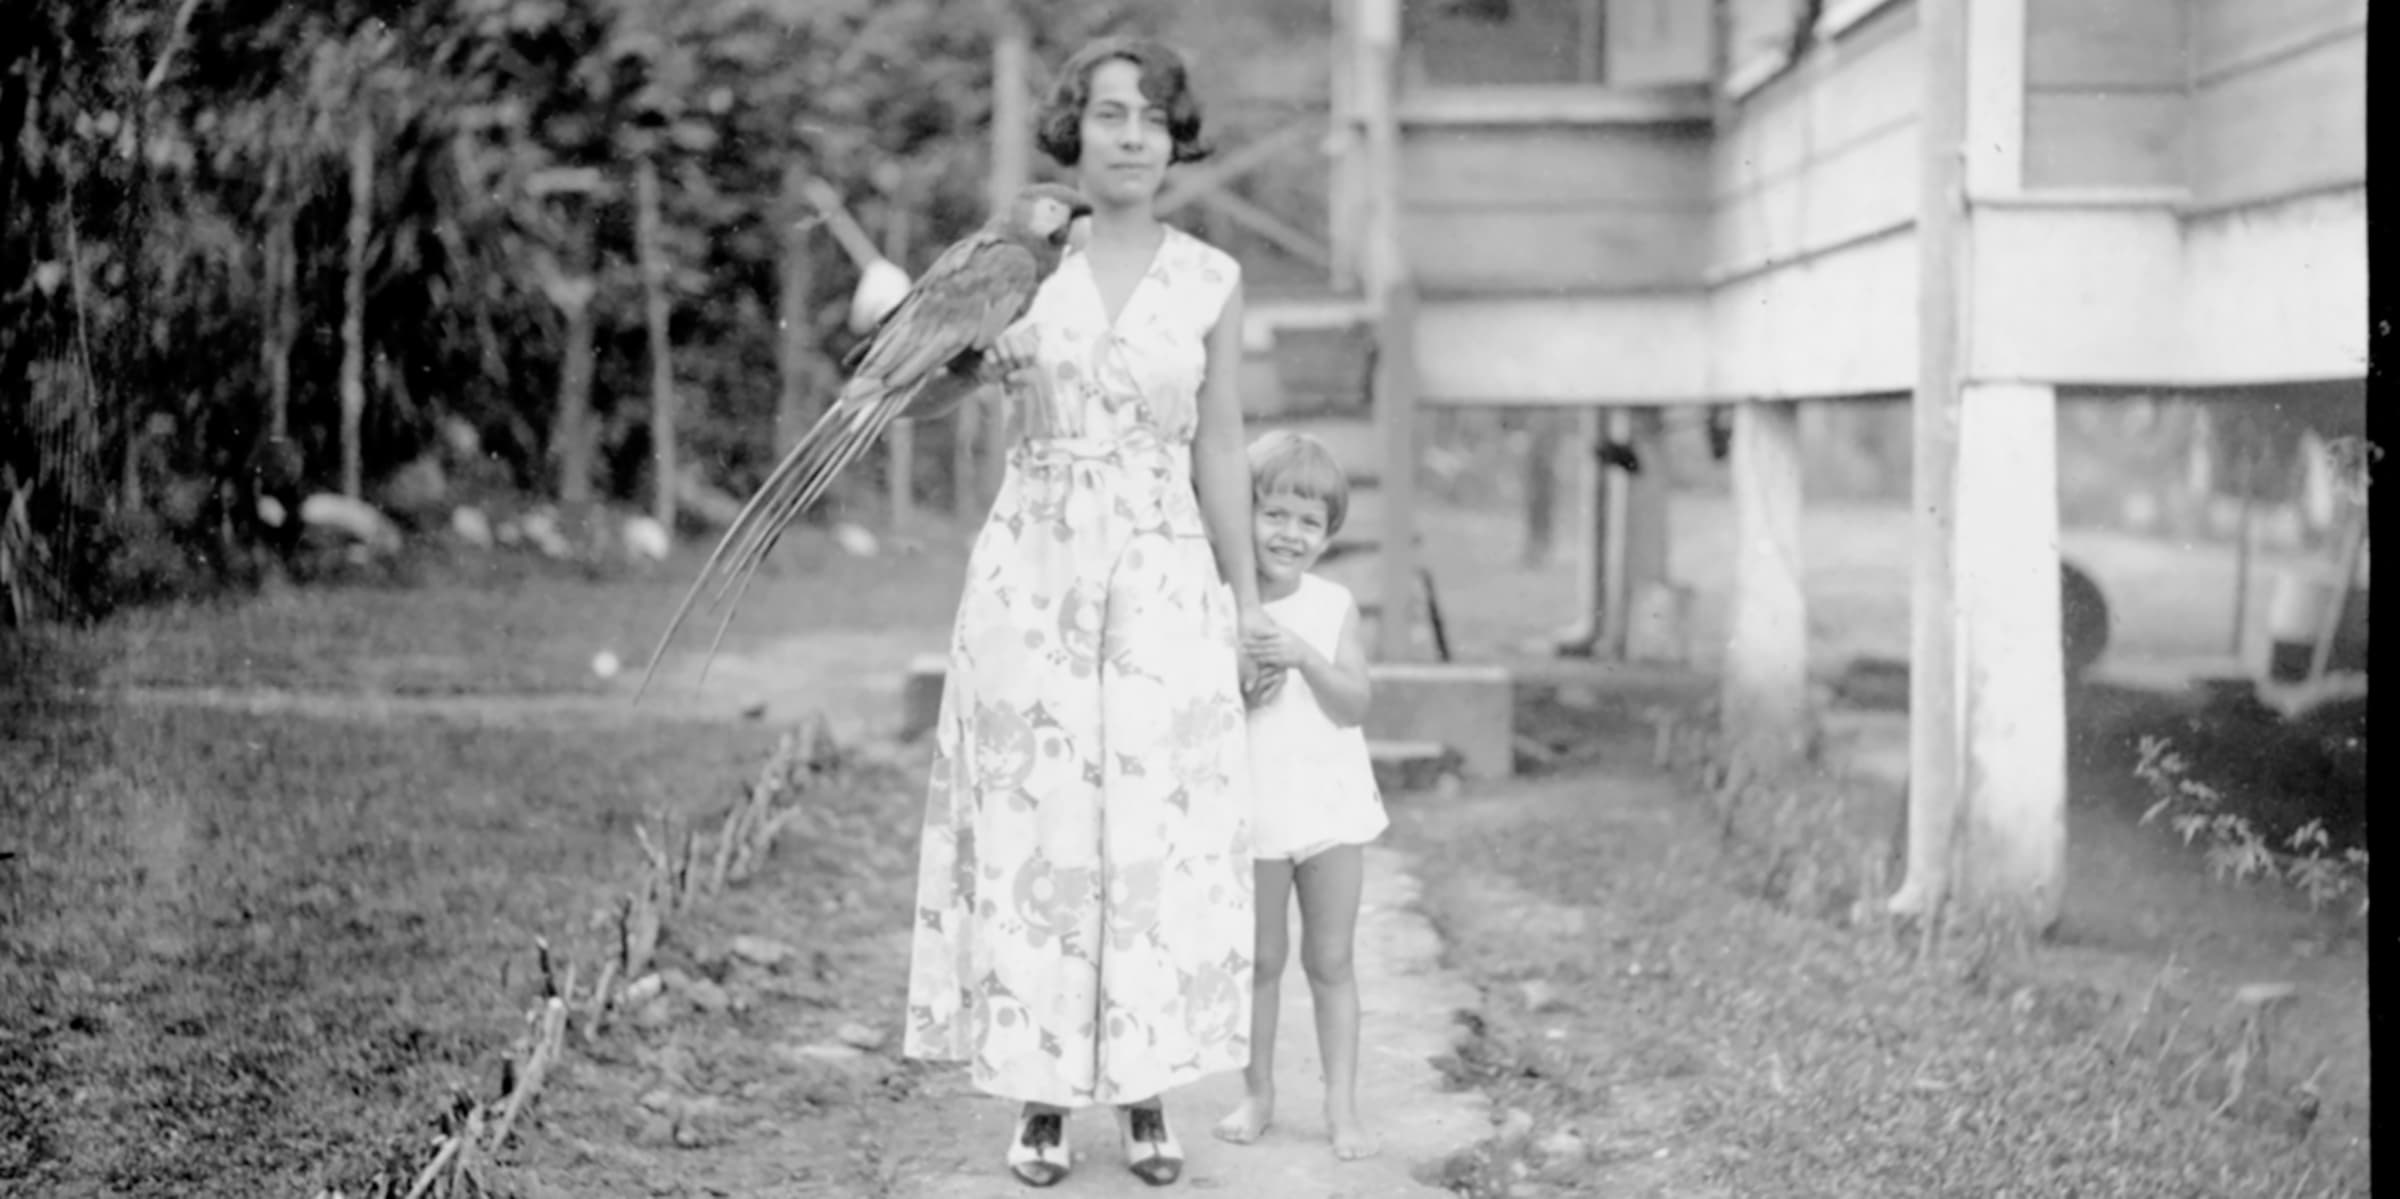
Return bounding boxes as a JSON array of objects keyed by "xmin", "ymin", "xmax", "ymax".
[
  {"xmin": 1328, "ymin": 0, "xmax": 1366, "ymax": 293},
  {"xmin": 634, "ymin": 155, "xmax": 679, "ymax": 536},
  {"xmin": 1555, "ymin": 408, "xmax": 1609, "ymax": 656},
  {"xmin": 1361, "ymin": 0, "xmax": 1416, "ymax": 663},
  {"xmin": 969, "ymin": 0, "xmax": 1032, "ymax": 520},
  {"xmin": 1601, "ymin": 407, "xmax": 1671, "ymax": 659},
  {"xmin": 1521, "ymin": 412, "xmax": 1558, "ymax": 568},
  {"xmin": 1722, "ymin": 400, "xmax": 1810, "ymax": 771},
  {"xmin": 1954, "ymin": 382, "xmax": 2066, "ymax": 929},
  {"xmin": 339, "ymin": 121, "xmax": 373, "ymax": 500},
  {"xmin": 1622, "ymin": 407, "xmax": 1671, "ymax": 623},
  {"xmin": 776, "ymin": 166, "xmax": 818, "ymax": 459},
  {"xmin": 1892, "ymin": 0, "xmax": 1972, "ymax": 920},
  {"xmin": 1600, "ymin": 409, "xmax": 1633, "ymax": 657}
]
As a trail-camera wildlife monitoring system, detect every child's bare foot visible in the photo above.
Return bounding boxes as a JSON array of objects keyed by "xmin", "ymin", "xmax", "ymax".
[
  {"xmin": 1212, "ymin": 1092, "xmax": 1274, "ymax": 1144},
  {"xmin": 1327, "ymin": 1107, "xmax": 1379, "ymax": 1161}
]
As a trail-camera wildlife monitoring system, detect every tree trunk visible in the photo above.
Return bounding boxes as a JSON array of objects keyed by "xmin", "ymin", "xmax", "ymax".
[
  {"xmin": 1954, "ymin": 382, "xmax": 2066, "ymax": 930},
  {"xmin": 548, "ymin": 217, "xmax": 600, "ymax": 507},
  {"xmin": 265, "ymin": 193, "xmax": 297, "ymax": 440},
  {"xmin": 1722, "ymin": 400, "xmax": 1810, "ymax": 772},
  {"xmin": 776, "ymin": 165, "xmax": 820, "ymax": 459},
  {"xmin": 634, "ymin": 155, "xmax": 678, "ymax": 536},
  {"xmin": 339, "ymin": 121, "xmax": 372, "ymax": 500}
]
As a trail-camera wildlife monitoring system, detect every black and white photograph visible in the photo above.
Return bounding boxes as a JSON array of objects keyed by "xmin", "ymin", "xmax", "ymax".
[{"xmin": 1, "ymin": 0, "xmax": 2372, "ymax": 1195}]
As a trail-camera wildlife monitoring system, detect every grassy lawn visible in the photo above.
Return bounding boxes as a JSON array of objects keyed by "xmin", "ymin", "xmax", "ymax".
[
  {"xmin": 0, "ymin": 526, "xmax": 968, "ymax": 1197},
  {"xmin": 1397, "ymin": 731, "xmax": 2370, "ymax": 1198},
  {"xmin": 0, "ymin": 496, "xmax": 2364, "ymax": 1197},
  {"xmin": 58, "ymin": 523, "xmax": 973, "ymax": 697}
]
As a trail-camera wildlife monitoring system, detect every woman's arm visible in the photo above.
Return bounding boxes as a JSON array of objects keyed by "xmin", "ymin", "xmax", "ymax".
[
  {"xmin": 1291, "ymin": 599, "xmax": 1372, "ymax": 728},
  {"xmin": 1193, "ymin": 278, "xmax": 1262, "ymax": 616}
]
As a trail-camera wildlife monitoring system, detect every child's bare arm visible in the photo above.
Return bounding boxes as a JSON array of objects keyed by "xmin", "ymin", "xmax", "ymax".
[{"xmin": 1293, "ymin": 599, "xmax": 1372, "ymax": 728}]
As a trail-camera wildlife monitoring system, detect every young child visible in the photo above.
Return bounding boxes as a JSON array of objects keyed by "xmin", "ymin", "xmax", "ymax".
[{"xmin": 1215, "ymin": 430, "xmax": 1387, "ymax": 1161}]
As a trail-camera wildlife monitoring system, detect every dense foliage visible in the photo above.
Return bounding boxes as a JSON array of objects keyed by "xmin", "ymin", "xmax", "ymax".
[{"xmin": 2, "ymin": 0, "xmax": 1167, "ymax": 619}]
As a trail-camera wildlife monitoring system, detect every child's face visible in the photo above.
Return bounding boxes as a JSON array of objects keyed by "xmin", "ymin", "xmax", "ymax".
[{"xmin": 1254, "ymin": 488, "xmax": 1332, "ymax": 588}]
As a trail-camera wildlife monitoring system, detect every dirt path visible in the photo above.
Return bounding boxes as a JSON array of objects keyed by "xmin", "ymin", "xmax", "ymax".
[{"xmin": 892, "ymin": 845, "xmax": 1489, "ymax": 1198}]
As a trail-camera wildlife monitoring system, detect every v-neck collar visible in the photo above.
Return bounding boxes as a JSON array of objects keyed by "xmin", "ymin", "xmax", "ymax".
[{"xmin": 1080, "ymin": 225, "xmax": 1174, "ymax": 332}]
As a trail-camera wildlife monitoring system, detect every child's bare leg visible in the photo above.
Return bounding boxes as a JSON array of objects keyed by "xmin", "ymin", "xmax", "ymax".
[
  {"xmin": 1296, "ymin": 845, "xmax": 1378, "ymax": 1160},
  {"xmin": 1215, "ymin": 858, "xmax": 1293, "ymax": 1144}
]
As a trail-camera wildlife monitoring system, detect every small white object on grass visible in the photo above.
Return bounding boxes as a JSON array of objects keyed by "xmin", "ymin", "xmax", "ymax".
[
  {"xmin": 833, "ymin": 521, "xmax": 879, "ymax": 557},
  {"xmin": 593, "ymin": 650, "xmax": 621, "ymax": 679},
  {"xmin": 452, "ymin": 506, "xmax": 493, "ymax": 548},
  {"xmin": 623, "ymin": 515, "xmax": 670, "ymax": 562}
]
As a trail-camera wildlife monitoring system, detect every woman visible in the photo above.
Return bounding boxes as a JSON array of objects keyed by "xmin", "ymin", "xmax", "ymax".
[{"xmin": 902, "ymin": 36, "xmax": 1264, "ymax": 1189}]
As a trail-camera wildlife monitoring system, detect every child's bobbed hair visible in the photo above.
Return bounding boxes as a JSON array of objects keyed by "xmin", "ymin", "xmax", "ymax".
[{"xmin": 1247, "ymin": 430, "xmax": 1350, "ymax": 538}]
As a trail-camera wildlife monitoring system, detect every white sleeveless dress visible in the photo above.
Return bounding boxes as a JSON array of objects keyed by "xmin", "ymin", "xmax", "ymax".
[
  {"xmin": 1248, "ymin": 573, "xmax": 1388, "ymax": 862},
  {"xmin": 903, "ymin": 227, "xmax": 1256, "ymax": 1108}
]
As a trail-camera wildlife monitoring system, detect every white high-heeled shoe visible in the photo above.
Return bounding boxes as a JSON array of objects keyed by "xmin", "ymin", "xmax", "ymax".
[
  {"xmin": 1007, "ymin": 1107, "xmax": 1070, "ymax": 1187},
  {"xmin": 1119, "ymin": 1102, "xmax": 1184, "ymax": 1187}
]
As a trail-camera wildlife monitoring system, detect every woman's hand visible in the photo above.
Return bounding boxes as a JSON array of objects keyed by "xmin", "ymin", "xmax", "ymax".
[{"xmin": 1242, "ymin": 660, "xmax": 1287, "ymax": 709}]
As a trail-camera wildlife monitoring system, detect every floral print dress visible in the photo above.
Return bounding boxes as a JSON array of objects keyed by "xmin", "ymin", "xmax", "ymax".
[{"xmin": 903, "ymin": 227, "xmax": 1255, "ymax": 1108}]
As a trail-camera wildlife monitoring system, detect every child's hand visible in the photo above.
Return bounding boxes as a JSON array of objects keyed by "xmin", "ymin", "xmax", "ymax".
[
  {"xmin": 1243, "ymin": 660, "xmax": 1287, "ymax": 709},
  {"xmin": 1242, "ymin": 616, "xmax": 1308, "ymax": 669}
]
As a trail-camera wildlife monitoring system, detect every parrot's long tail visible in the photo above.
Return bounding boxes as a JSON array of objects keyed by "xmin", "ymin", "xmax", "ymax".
[{"xmin": 635, "ymin": 372, "xmax": 936, "ymax": 702}]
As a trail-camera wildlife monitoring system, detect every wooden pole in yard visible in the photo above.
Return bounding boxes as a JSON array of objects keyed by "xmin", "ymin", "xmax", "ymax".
[
  {"xmin": 969, "ymin": 0, "xmax": 1032, "ymax": 521},
  {"xmin": 634, "ymin": 154, "xmax": 680, "ymax": 537},
  {"xmin": 1892, "ymin": 0, "xmax": 1970, "ymax": 920},
  {"xmin": 1361, "ymin": 0, "xmax": 1417, "ymax": 663},
  {"xmin": 1328, "ymin": 0, "xmax": 1367, "ymax": 294},
  {"xmin": 776, "ymin": 165, "xmax": 818, "ymax": 459}
]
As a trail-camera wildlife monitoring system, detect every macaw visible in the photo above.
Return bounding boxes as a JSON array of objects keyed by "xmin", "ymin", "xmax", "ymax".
[{"xmin": 639, "ymin": 182, "xmax": 1090, "ymax": 698}]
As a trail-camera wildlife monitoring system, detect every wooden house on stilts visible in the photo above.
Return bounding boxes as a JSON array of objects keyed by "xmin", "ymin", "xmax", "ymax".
[{"xmin": 1213, "ymin": 0, "xmax": 2366, "ymax": 926}]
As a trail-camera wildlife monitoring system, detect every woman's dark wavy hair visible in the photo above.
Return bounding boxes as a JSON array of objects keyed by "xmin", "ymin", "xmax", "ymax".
[{"xmin": 1035, "ymin": 37, "xmax": 1213, "ymax": 167}]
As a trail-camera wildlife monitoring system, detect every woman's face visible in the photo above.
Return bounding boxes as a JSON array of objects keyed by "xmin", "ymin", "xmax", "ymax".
[{"xmin": 1075, "ymin": 58, "xmax": 1173, "ymax": 208}]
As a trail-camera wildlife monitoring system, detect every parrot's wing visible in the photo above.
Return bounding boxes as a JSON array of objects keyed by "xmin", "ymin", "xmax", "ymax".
[
  {"xmin": 635, "ymin": 233, "xmax": 1046, "ymax": 701},
  {"xmin": 848, "ymin": 232, "xmax": 1042, "ymax": 385}
]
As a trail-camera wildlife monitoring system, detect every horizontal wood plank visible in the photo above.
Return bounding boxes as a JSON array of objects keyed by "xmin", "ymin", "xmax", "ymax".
[
  {"xmin": 2022, "ymin": 90, "xmax": 2187, "ymax": 190},
  {"xmin": 1707, "ymin": 229, "xmax": 1917, "ymax": 399},
  {"xmin": 1714, "ymin": 11, "xmax": 1921, "ymax": 193},
  {"xmin": 2025, "ymin": 0, "xmax": 2185, "ymax": 89},
  {"xmin": 1710, "ymin": 119, "xmax": 1917, "ymax": 279},
  {"xmin": 2191, "ymin": 0, "xmax": 2364, "ymax": 77},
  {"xmin": 1395, "ymin": 84, "xmax": 1714, "ymax": 127},
  {"xmin": 1967, "ymin": 206, "xmax": 2187, "ymax": 384},
  {"xmin": 1412, "ymin": 294, "xmax": 1714, "ymax": 404},
  {"xmin": 1403, "ymin": 207, "xmax": 1709, "ymax": 294},
  {"xmin": 1400, "ymin": 125, "xmax": 1711, "ymax": 209},
  {"xmin": 2182, "ymin": 188, "xmax": 2368, "ymax": 383},
  {"xmin": 2188, "ymin": 31, "xmax": 2365, "ymax": 208}
]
